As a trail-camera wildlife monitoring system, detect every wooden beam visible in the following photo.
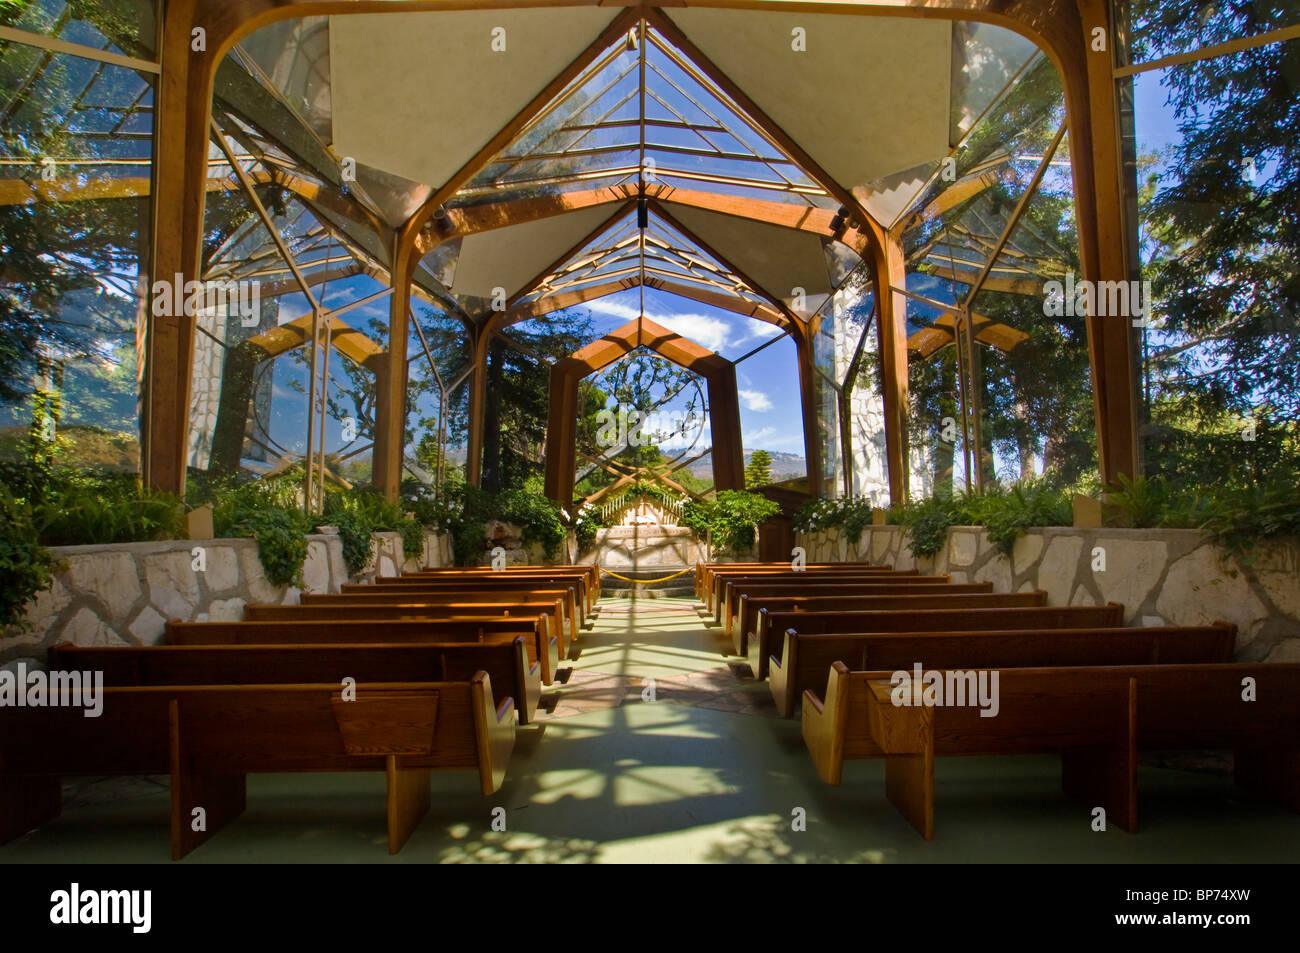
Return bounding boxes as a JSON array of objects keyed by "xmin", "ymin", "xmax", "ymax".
[
  {"xmin": 143, "ymin": 0, "xmax": 203, "ymax": 495},
  {"xmin": 1077, "ymin": 0, "xmax": 1139, "ymax": 485},
  {"xmin": 791, "ymin": 323, "xmax": 823, "ymax": 500}
]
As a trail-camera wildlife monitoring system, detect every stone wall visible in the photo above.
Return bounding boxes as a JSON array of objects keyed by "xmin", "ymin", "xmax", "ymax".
[
  {"xmin": 576, "ymin": 526, "xmax": 705, "ymax": 569},
  {"xmin": 1, "ymin": 529, "xmax": 451, "ymax": 666},
  {"xmin": 796, "ymin": 525, "xmax": 1300, "ymax": 662}
]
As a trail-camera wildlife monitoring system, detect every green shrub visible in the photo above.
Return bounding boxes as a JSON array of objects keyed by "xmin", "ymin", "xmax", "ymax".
[
  {"xmin": 231, "ymin": 507, "xmax": 310, "ymax": 588},
  {"xmin": 973, "ymin": 480, "xmax": 1073, "ymax": 558},
  {"xmin": 683, "ymin": 490, "xmax": 780, "ymax": 554},
  {"xmin": 792, "ymin": 497, "xmax": 878, "ymax": 543},
  {"xmin": 1198, "ymin": 481, "xmax": 1300, "ymax": 564},
  {"xmin": 0, "ymin": 486, "xmax": 60, "ymax": 630},
  {"xmin": 889, "ymin": 494, "xmax": 965, "ymax": 558},
  {"xmin": 499, "ymin": 489, "xmax": 566, "ymax": 560},
  {"xmin": 37, "ymin": 472, "xmax": 186, "ymax": 546},
  {"xmin": 329, "ymin": 509, "xmax": 374, "ymax": 576}
]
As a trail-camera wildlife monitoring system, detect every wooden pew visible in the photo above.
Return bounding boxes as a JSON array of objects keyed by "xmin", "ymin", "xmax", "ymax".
[
  {"xmin": 342, "ymin": 581, "xmax": 585, "ymax": 630},
  {"xmin": 701, "ymin": 563, "xmax": 887, "ymax": 610},
  {"xmin": 166, "ymin": 616, "xmax": 562, "ymax": 686},
  {"xmin": 803, "ymin": 661, "xmax": 1300, "ymax": 838},
  {"xmin": 52, "ymin": 636, "xmax": 543, "ymax": 726},
  {"xmin": 695, "ymin": 561, "xmax": 877, "ymax": 600},
  {"xmin": 711, "ymin": 569, "xmax": 920, "ymax": 622},
  {"xmin": 388, "ymin": 568, "xmax": 596, "ymax": 615},
  {"xmin": 409, "ymin": 565, "xmax": 600, "ymax": 606},
  {"xmin": 0, "ymin": 676, "xmax": 515, "ymax": 858},
  {"xmin": 751, "ymin": 600, "xmax": 1121, "ymax": 679},
  {"xmin": 739, "ymin": 591, "xmax": 1046, "ymax": 674},
  {"xmin": 730, "ymin": 580, "xmax": 988, "ymax": 654},
  {"xmin": 756, "ymin": 603, "xmax": 1123, "ymax": 679},
  {"xmin": 248, "ymin": 598, "xmax": 573, "ymax": 661},
  {"xmin": 769, "ymin": 623, "xmax": 1236, "ymax": 716},
  {"xmin": 707, "ymin": 567, "xmax": 903, "ymax": 618}
]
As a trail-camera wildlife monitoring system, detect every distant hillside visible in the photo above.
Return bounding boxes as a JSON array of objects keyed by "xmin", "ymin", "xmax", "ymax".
[{"xmin": 681, "ymin": 448, "xmax": 807, "ymax": 483}]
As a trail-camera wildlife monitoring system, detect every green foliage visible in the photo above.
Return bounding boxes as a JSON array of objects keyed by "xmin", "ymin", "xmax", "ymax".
[
  {"xmin": 37, "ymin": 470, "xmax": 187, "ymax": 546},
  {"xmin": 0, "ymin": 485, "xmax": 59, "ymax": 630},
  {"xmin": 573, "ymin": 506, "xmax": 612, "ymax": 550},
  {"xmin": 683, "ymin": 490, "xmax": 780, "ymax": 554},
  {"xmin": 0, "ymin": 461, "xmax": 186, "ymax": 547},
  {"xmin": 232, "ymin": 508, "xmax": 311, "ymax": 588},
  {"xmin": 792, "ymin": 497, "xmax": 877, "ymax": 544},
  {"xmin": 1199, "ymin": 482, "xmax": 1300, "ymax": 564},
  {"xmin": 329, "ymin": 509, "xmax": 374, "ymax": 576},
  {"xmin": 1104, "ymin": 474, "xmax": 1177, "ymax": 529},
  {"xmin": 407, "ymin": 482, "xmax": 567, "ymax": 566},
  {"xmin": 889, "ymin": 495, "xmax": 967, "ymax": 559},
  {"xmin": 498, "ymin": 488, "xmax": 566, "ymax": 560},
  {"xmin": 971, "ymin": 480, "xmax": 1073, "ymax": 558}
]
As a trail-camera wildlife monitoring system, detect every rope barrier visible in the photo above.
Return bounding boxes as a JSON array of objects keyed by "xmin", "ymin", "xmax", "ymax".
[{"xmin": 598, "ymin": 566, "xmax": 696, "ymax": 585}]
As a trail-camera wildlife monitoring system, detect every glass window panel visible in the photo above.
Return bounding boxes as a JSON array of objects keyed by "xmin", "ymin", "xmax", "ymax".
[
  {"xmin": 2, "ymin": 0, "xmax": 158, "ymax": 60},
  {"xmin": 0, "ymin": 51, "xmax": 151, "ymax": 474},
  {"xmin": 1116, "ymin": 0, "xmax": 1300, "ymax": 67},
  {"xmin": 1129, "ymin": 35, "xmax": 1300, "ymax": 485}
]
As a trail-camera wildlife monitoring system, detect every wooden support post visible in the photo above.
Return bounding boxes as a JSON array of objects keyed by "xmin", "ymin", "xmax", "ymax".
[
  {"xmin": 793, "ymin": 324, "xmax": 823, "ymax": 499},
  {"xmin": 868, "ymin": 225, "xmax": 911, "ymax": 506},
  {"xmin": 143, "ymin": 0, "xmax": 205, "ymax": 494},
  {"xmin": 373, "ymin": 235, "xmax": 412, "ymax": 501},
  {"xmin": 1074, "ymin": 0, "xmax": 1140, "ymax": 486},
  {"xmin": 464, "ymin": 324, "xmax": 492, "ymax": 488},
  {"xmin": 706, "ymin": 363, "xmax": 745, "ymax": 492}
]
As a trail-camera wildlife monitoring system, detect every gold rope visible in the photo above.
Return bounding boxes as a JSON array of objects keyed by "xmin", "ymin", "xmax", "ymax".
[{"xmin": 599, "ymin": 566, "xmax": 696, "ymax": 584}]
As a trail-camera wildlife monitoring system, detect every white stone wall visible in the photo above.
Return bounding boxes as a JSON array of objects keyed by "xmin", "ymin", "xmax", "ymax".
[
  {"xmin": 1, "ymin": 529, "xmax": 450, "ymax": 665},
  {"xmin": 576, "ymin": 526, "xmax": 706, "ymax": 569},
  {"xmin": 795, "ymin": 525, "xmax": 1300, "ymax": 662}
]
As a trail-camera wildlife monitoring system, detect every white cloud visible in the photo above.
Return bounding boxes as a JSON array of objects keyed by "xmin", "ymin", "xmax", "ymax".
[
  {"xmin": 585, "ymin": 299, "xmax": 642, "ymax": 323},
  {"xmin": 738, "ymin": 388, "xmax": 773, "ymax": 412},
  {"xmin": 745, "ymin": 426, "xmax": 777, "ymax": 445},
  {"xmin": 647, "ymin": 311, "xmax": 732, "ymax": 353},
  {"xmin": 584, "ymin": 297, "xmax": 784, "ymax": 356}
]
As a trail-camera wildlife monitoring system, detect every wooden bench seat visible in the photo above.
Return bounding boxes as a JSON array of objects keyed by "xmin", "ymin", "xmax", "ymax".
[
  {"xmin": 702, "ymin": 564, "xmax": 889, "ymax": 610},
  {"xmin": 803, "ymin": 661, "xmax": 1300, "ymax": 838},
  {"xmin": 0, "ymin": 675, "xmax": 515, "ymax": 858},
  {"xmin": 720, "ymin": 573, "xmax": 956, "ymax": 635},
  {"xmin": 752, "ymin": 603, "xmax": 1123, "ymax": 680},
  {"xmin": 770, "ymin": 623, "xmax": 1236, "ymax": 716},
  {"xmin": 342, "ymin": 581, "xmax": 585, "ymax": 629},
  {"xmin": 709, "ymin": 568, "xmax": 908, "ymax": 619},
  {"xmin": 165, "ymin": 616, "xmax": 562, "ymax": 686},
  {"xmin": 250, "ymin": 598, "xmax": 574, "ymax": 660},
  {"xmin": 691, "ymin": 561, "xmax": 873, "ymax": 598},
  {"xmin": 409, "ymin": 565, "xmax": 600, "ymax": 606},
  {"xmin": 740, "ymin": 591, "xmax": 1046, "ymax": 673},
  {"xmin": 732, "ymin": 582, "xmax": 992, "ymax": 649},
  {"xmin": 379, "ymin": 570, "xmax": 596, "ymax": 615},
  {"xmin": 52, "ymin": 637, "xmax": 543, "ymax": 725}
]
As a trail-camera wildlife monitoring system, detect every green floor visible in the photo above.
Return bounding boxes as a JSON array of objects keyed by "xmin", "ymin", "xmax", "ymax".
[{"xmin": 5, "ymin": 596, "xmax": 1298, "ymax": 864}]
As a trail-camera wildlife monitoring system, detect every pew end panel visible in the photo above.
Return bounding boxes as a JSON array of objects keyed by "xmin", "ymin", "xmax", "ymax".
[
  {"xmin": 470, "ymin": 672, "xmax": 516, "ymax": 795},
  {"xmin": 768, "ymin": 628, "xmax": 798, "ymax": 718},
  {"xmin": 802, "ymin": 662, "xmax": 885, "ymax": 785},
  {"xmin": 169, "ymin": 698, "xmax": 249, "ymax": 860}
]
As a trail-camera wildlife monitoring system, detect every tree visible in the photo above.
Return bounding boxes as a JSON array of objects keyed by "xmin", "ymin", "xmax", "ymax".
[
  {"xmin": 744, "ymin": 449, "xmax": 773, "ymax": 488},
  {"xmin": 1130, "ymin": 2, "xmax": 1300, "ymax": 485}
]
